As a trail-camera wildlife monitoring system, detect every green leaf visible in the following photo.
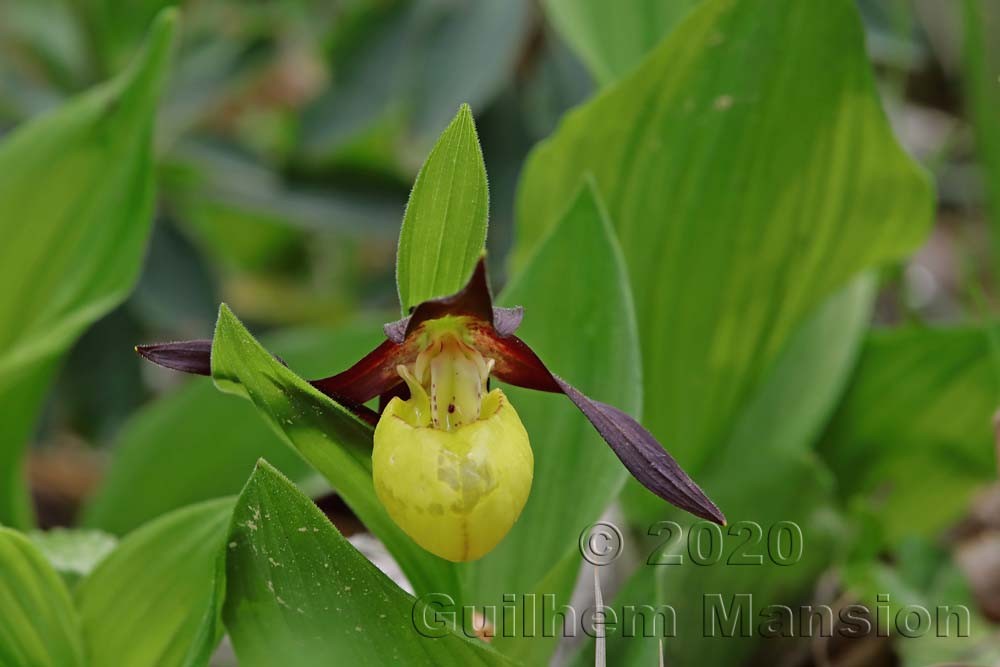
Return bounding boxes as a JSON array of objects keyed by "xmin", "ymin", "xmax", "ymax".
[
  {"xmin": 515, "ymin": 0, "xmax": 933, "ymax": 479},
  {"xmin": 821, "ymin": 325, "xmax": 999, "ymax": 543},
  {"xmin": 706, "ymin": 276, "xmax": 876, "ymax": 481},
  {"xmin": 28, "ymin": 528, "xmax": 117, "ymax": 587},
  {"xmin": 542, "ymin": 0, "xmax": 699, "ymax": 85},
  {"xmin": 83, "ymin": 325, "xmax": 383, "ymax": 536},
  {"xmin": 650, "ymin": 281, "xmax": 872, "ymax": 664},
  {"xmin": 396, "ymin": 103, "xmax": 488, "ymax": 313},
  {"xmin": 209, "ymin": 304, "xmax": 459, "ymax": 598},
  {"xmin": 718, "ymin": 275, "xmax": 877, "ymax": 457},
  {"xmin": 0, "ymin": 527, "xmax": 86, "ymax": 667},
  {"xmin": 223, "ymin": 460, "xmax": 514, "ymax": 667},
  {"xmin": 457, "ymin": 181, "xmax": 641, "ymax": 664},
  {"xmin": 596, "ymin": 276, "xmax": 874, "ymax": 665},
  {"xmin": 0, "ymin": 8, "xmax": 176, "ymax": 528},
  {"xmin": 585, "ymin": 454, "xmax": 840, "ymax": 667},
  {"xmin": 75, "ymin": 498, "xmax": 233, "ymax": 667}
]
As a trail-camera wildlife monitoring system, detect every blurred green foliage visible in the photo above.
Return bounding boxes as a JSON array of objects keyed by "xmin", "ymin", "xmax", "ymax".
[
  {"xmin": 0, "ymin": 527, "xmax": 86, "ymax": 667},
  {"xmin": 0, "ymin": 8, "xmax": 174, "ymax": 528},
  {"xmin": 75, "ymin": 498, "xmax": 233, "ymax": 667}
]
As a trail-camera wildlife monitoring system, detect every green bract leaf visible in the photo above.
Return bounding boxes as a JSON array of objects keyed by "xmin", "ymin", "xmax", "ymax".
[
  {"xmin": 83, "ymin": 326, "xmax": 382, "ymax": 536},
  {"xmin": 0, "ymin": 9, "xmax": 176, "ymax": 528},
  {"xmin": 0, "ymin": 527, "xmax": 85, "ymax": 667},
  {"xmin": 459, "ymin": 181, "xmax": 641, "ymax": 664},
  {"xmin": 515, "ymin": 0, "xmax": 933, "ymax": 478},
  {"xmin": 396, "ymin": 104, "xmax": 488, "ymax": 313},
  {"xmin": 75, "ymin": 498, "xmax": 233, "ymax": 667},
  {"xmin": 209, "ymin": 304, "xmax": 459, "ymax": 597},
  {"xmin": 821, "ymin": 325, "xmax": 999, "ymax": 543},
  {"xmin": 542, "ymin": 0, "xmax": 698, "ymax": 85},
  {"xmin": 223, "ymin": 460, "xmax": 513, "ymax": 666}
]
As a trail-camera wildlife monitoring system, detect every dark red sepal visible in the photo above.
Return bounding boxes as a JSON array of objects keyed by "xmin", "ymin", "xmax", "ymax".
[
  {"xmin": 309, "ymin": 338, "xmax": 414, "ymax": 405},
  {"xmin": 471, "ymin": 326, "xmax": 725, "ymax": 526},
  {"xmin": 384, "ymin": 305, "xmax": 523, "ymax": 344},
  {"xmin": 469, "ymin": 323, "xmax": 559, "ymax": 392},
  {"xmin": 403, "ymin": 257, "xmax": 494, "ymax": 337},
  {"xmin": 382, "ymin": 257, "xmax": 524, "ymax": 344}
]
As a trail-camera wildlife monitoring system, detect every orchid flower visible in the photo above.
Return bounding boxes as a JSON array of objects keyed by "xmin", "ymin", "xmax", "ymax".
[{"xmin": 137, "ymin": 257, "xmax": 724, "ymax": 562}]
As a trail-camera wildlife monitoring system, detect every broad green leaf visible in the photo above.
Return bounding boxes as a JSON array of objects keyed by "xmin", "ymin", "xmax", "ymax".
[
  {"xmin": 75, "ymin": 498, "xmax": 233, "ymax": 667},
  {"xmin": 640, "ymin": 281, "xmax": 873, "ymax": 665},
  {"xmin": 717, "ymin": 274, "xmax": 877, "ymax": 458},
  {"xmin": 582, "ymin": 454, "xmax": 840, "ymax": 667},
  {"xmin": 515, "ymin": 0, "xmax": 933, "ymax": 479},
  {"xmin": 0, "ymin": 527, "xmax": 85, "ymax": 667},
  {"xmin": 28, "ymin": 528, "xmax": 117, "ymax": 587},
  {"xmin": 593, "ymin": 275, "xmax": 874, "ymax": 665},
  {"xmin": 821, "ymin": 325, "xmax": 998, "ymax": 543},
  {"xmin": 209, "ymin": 304, "xmax": 459, "ymax": 598},
  {"xmin": 543, "ymin": 0, "xmax": 699, "ymax": 85},
  {"xmin": 83, "ymin": 325, "xmax": 383, "ymax": 535},
  {"xmin": 702, "ymin": 275, "xmax": 876, "ymax": 485},
  {"xmin": 962, "ymin": 0, "xmax": 1000, "ymax": 275},
  {"xmin": 499, "ymin": 550, "xmax": 581, "ymax": 664},
  {"xmin": 456, "ymin": 181, "xmax": 641, "ymax": 664},
  {"xmin": 223, "ymin": 460, "xmax": 513, "ymax": 667},
  {"xmin": 0, "ymin": 9, "xmax": 176, "ymax": 528},
  {"xmin": 396, "ymin": 103, "xmax": 488, "ymax": 313}
]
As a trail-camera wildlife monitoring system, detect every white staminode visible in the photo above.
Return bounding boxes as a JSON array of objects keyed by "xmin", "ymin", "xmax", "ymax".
[{"xmin": 398, "ymin": 327, "xmax": 494, "ymax": 431}]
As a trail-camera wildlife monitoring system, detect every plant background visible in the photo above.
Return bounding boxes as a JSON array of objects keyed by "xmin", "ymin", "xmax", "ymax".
[{"xmin": 1, "ymin": 0, "xmax": 1000, "ymax": 666}]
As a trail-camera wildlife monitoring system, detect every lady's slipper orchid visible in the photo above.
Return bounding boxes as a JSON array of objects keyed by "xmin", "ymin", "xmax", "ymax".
[{"xmin": 137, "ymin": 258, "xmax": 724, "ymax": 562}]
